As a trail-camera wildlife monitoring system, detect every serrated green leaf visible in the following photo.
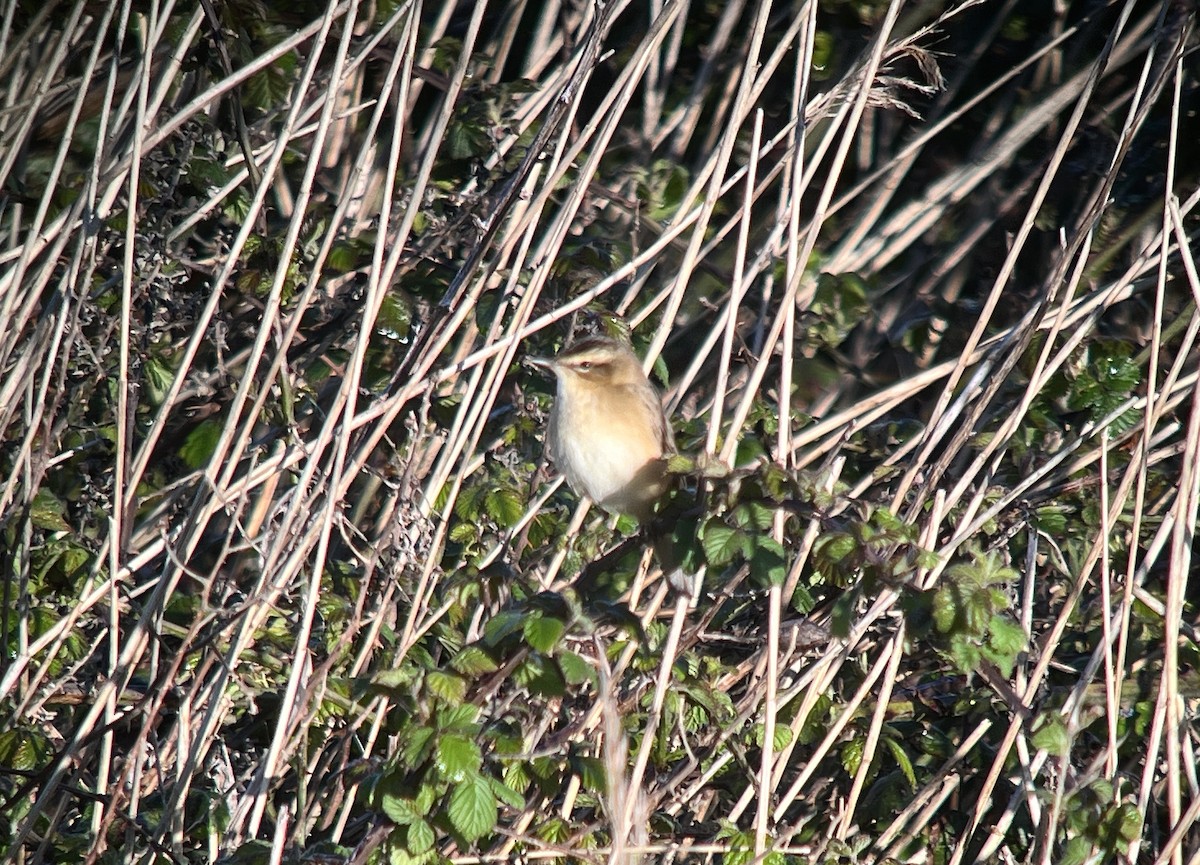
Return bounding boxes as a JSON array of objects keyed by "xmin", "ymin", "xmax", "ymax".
[
  {"xmin": 1059, "ymin": 835, "xmax": 1090, "ymax": 865},
  {"xmin": 1031, "ymin": 715, "xmax": 1070, "ymax": 753},
  {"xmin": 436, "ymin": 734, "xmax": 482, "ymax": 781},
  {"xmin": 555, "ymin": 650, "xmax": 596, "ymax": 687},
  {"xmin": 436, "ymin": 703, "xmax": 480, "ymax": 732},
  {"xmin": 819, "ymin": 532, "xmax": 856, "ymax": 564},
  {"xmin": 179, "ymin": 419, "xmax": 223, "ymax": 470},
  {"xmin": 513, "ymin": 654, "xmax": 565, "ymax": 697},
  {"xmin": 450, "ymin": 645, "xmax": 499, "ymax": 676},
  {"xmin": 488, "ymin": 775, "xmax": 526, "ymax": 810},
  {"xmin": 841, "ymin": 736, "xmax": 864, "ymax": 775},
  {"xmin": 984, "ymin": 615, "xmax": 1027, "ymax": 677},
  {"xmin": 448, "ymin": 774, "xmax": 497, "ymax": 842},
  {"xmin": 400, "ymin": 726, "xmax": 435, "ymax": 769},
  {"xmin": 523, "ymin": 613, "xmax": 565, "ymax": 654},
  {"xmin": 405, "ymin": 818, "xmax": 435, "ymax": 854},
  {"xmin": 484, "ymin": 487, "xmax": 525, "ymax": 528},
  {"xmin": 143, "ymin": 355, "xmax": 174, "ymax": 405},
  {"xmin": 379, "ymin": 791, "xmax": 422, "ymax": 826},
  {"xmin": 570, "ymin": 755, "xmax": 607, "ymax": 793},
  {"xmin": 425, "ymin": 670, "xmax": 467, "ymax": 703},
  {"xmin": 772, "ymin": 722, "xmax": 793, "ymax": 751},
  {"xmin": 701, "ymin": 523, "xmax": 747, "ymax": 568}
]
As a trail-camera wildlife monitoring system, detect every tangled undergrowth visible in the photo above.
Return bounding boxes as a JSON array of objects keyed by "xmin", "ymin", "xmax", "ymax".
[{"xmin": 1, "ymin": 0, "xmax": 1198, "ymax": 863}]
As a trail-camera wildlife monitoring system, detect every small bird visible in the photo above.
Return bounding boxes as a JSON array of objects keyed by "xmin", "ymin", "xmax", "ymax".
[{"xmin": 528, "ymin": 334, "xmax": 694, "ymax": 596}]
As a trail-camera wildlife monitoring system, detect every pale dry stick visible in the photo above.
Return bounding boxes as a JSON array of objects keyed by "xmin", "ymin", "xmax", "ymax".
[
  {"xmin": 825, "ymin": 0, "xmax": 1084, "ymax": 271},
  {"xmin": 118, "ymin": 12, "xmax": 353, "ymax": 522},
  {"xmin": 0, "ymin": 5, "xmax": 103, "ymax": 429},
  {"xmin": 203, "ymin": 0, "xmax": 382, "ymax": 506},
  {"xmin": 1159, "ymin": 201, "xmax": 1200, "ymax": 865},
  {"xmin": 945, "ymin": 447, "xmax": 1166, "ymax": 865},
  {"xmin": 0, "ymin": 2, "xmax": 85, "ymax": 209},
  {"xmin": 641, "ymin": 0, "xmax": 666, "ymax": 142},
  {"xmin": 404, "ymin": 0, "xmax": 646, "ymax": 629},
  {"xmin": 167, "ymin": 4, "xmax": 411, "ymax": 242},
  {"xmin": 416, "ymin": 0, "xmax": 616, "ymax": 513},
  {"xmin": 949, "ymin": 370, "xmax": 1199, "ymax": 559},
  {"xmin": 496, "ymin": 0, "xmax": 687, "ymax": 266},
  {"xmin": 621, "ymin": 594, "xmax": 690, "ymax": 835},
  {"xmin": 838, "ymin": 623, "xmax": 906, "ymax": 841},
  {"xmin": 0, "ymin": 0, "xmax": 49, "ymax": 86},
  {"xmin": 1012, "ymin": 528, "xmax": 1043, "ymax": 831},
  {"xmin": 764, "ymin": 631, "xmax": 903, "ymax": 824},
  {"xmin": 400, "ymin": 286, "xmax": 536, "ymax": 652},
  {"xmin": 789, "ymin": 220, "xmax": 1172, "ymax": 466},
  {"xmin": 4, "ymin": 249, "xmax": 100, "ymax": 709},
  {"xmin": 1099, "ymin": 431, "xmax": 1120, "ymax": 780},
  {"xmin": 827, "ymin": 0, "xmax": 992, "ymax": 264},
  {"xmin": 721, "ymin": 0, "xmax": 907, "ymax": 466},
  {"xmin": 756, "ymin": 580, "xmax": 782, "ymax": 860},
  {"xmin": 213, "ymin": 0, "xmax": 419, "ymax": 503},
  {"xmin": 408, "ymin": 4, "xmax": 689, "ymax": 599},
  {"xmin": 238, "ymin": 5, "xmax": 368, "ymax": 841},
  {"xmin": 834, "ymin": 8, "xmax": 1159, "ymax": 278},
  {"xmin": 645, "ymin": 0, "xmax": 791, "ymax": 370},
  {"xmin": 168, "ymin": 491, "xmax": 345, "ymax": 852},
  {"xmin": 754, "ymin": 102, "xmax": 783, "ymax": 862},
  {"xmin": 938, "ymin": 20, "xmax": 1190, "ymax": 525},
  {"xmin": 654, "ymin": 0, "xmax": 745, "ymax": 153},
  {"xmin": 0, "ymin": 4, "xmax": 347, "ymax": 283},
  {"xmin": 893, "ymin": 0, "xmax": 1147, "ymax": 521},
  {"xmin": 936, "ymin": 230, "xmax": 1097, "ymax": 521},
  {"xmin": 704, "ymin": 109, "xmax": 760, "ymax": 457},
  {"xmin": 1157, "ymin": 795, "xmax": 1200, "ymax": 865},
  {"xmin": 520, "ymin": 0, "xmax": 567, "ymax": 80},
  {"xmin": 97, "ymin": 0, "xmax": 151, "ymax": 848}
]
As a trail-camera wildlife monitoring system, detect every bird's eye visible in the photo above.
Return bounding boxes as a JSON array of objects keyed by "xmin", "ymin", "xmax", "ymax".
[{"xmin": 577, "ymin": 361, "xmax": 592, "ymax": 371}]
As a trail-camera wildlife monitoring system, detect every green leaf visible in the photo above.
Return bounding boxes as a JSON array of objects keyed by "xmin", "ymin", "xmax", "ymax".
[
  {"xmin": 437, "ymin": 703, "xmax": 479, "ymax": 732},
  {"xmin": 400, "ymin": 726, "xmax": 436, "ymax": 769},
  {"xmin": 555, "ymin": 650, "xmax": 597, "ymax": 687},
  {"xmin": 436, "ymin": 734, "xmax": 482, "ymax": 782},
  {"xmin": 483, "ymin": 610, "xmax": 526, "ymax": 646},
  {"xmin": 1031, "ymin": 715, "xmax": 1070, "ymax": 754},
  {"xmin": 425, "ymin": 670, "xmax": 467, "ymax": 703},
  {"xmin": 484, "ymin": 487, "xmax": 525, "ymax": 528},
  {"xmin": 488, "ymin": 775, "xmax": 526, "ymax": 810},
  {"xmin": 523, "ymin": 613, "xmax": 565, "ymax": 654},
  {"xmin": 379, "ymin": 791, "xmax": 422, "ymax": 826},
  {"xmin": 819, "ymin": 532, "xmax": 856, "ymax": 564},
  {"xmin": 983, "ymin": 615, "xmax": 1027, "ymax": 677},
  {"xmin": 570, "ymin": 755, "xmax": 607, "ymax": 793},
  {"xmin": 447, "ymin": 774, "xmax": 497, "ymax": 842},
  {"xmin": 179, "ymin": 419, "xmax": 223, "ymax": 470},
  {"xmin": 405, "ymin": 818, "xmax": 435, "ymax": 854},
  {"xmin": 30, "ymin": 488, "xmax": 70, "ymax": 532},
  {"xmin": 700, "ymin": 523, "xmax": 748, "ymax": 568},
  {"xmin": 450, "ymin": 645, "xmax": 499, "ymax": 676},
  {"xmin": 749, "ymin": 537, "xmax": 788, "ymax": 587},
  {"xmin": 143, "ymin": 355, "xmax": 175, "ymax": 405},
  {"xmin": 1059, "ymin": 835, "xmax": 1090, "ymax": 865},
  {"xmin": 882, "ymin": 736, "xmax": 916, "ymax": 788}
]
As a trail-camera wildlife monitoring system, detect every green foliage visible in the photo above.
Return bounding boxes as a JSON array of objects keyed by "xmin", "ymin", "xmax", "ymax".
[
  {"xmin": 1, "ymin": 0, "xmax": 1188, "ymax": 862},
  {"xmin": 903, "ymin": 549, "xmax": 1026, "ymax": 677}
]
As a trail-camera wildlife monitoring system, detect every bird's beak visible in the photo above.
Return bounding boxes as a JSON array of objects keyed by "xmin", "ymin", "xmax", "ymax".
[{"xmin": 524, "ymin": 355, "xmax": 555, "ymax": 373}]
